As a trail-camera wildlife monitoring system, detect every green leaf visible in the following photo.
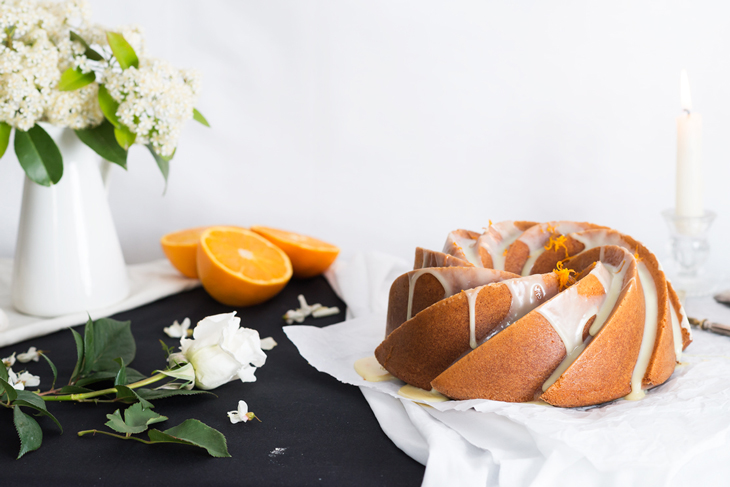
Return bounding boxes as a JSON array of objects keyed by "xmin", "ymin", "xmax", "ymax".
[
  {"xmin": 13, "ymin": 395, "xmax": 62, "ymax": 433},
  {"xmin": 124, "ymin": 402, "xmax": 166, "ymax": 429},
  {"xmin": 147, "ymin": 145, "xmax": 170, "ymax": 189},
  {"xmin": 113, "ymin": 358, "xmax": 126, "ymax": 386},
  {"xmin": 69, "ymin": 31, "xmax": 104, "ymax": 61},
  {"xmin": 98, "ymin": 84, "xmax": 121, "ymax": 128},
  {"xmin": 39, "ymin": 353, "xmax": 58, "ymax": 390},
  {"xmin": 14, "ymin": 124, "xmax": 64, "ymax": 186},
  {"xmin": 192, "ymin": 108, "xmax": 210, "ymax": 127},
  {"xmin": 57, "ymin": 66, "xmax": 96, "ymax": 91},
  {"xmin": 0, "ymin": 122, "xmax": 10, "ymax": 159},
  {"xmin": 74, "ymin": 368, "xmax": 144, "ymax": 388},
  {"xmin": 135, "ymin": 388, "xmax": 214, "ymax": 401},
  {"xmin": 106, "ymin": 32, "xmax": 139, "ymax": 70},
  {"xmin": 0, "ymin": 377, "xmax": 17, "ymax": 402},
  {"xmin": 105, "ymin": 403, "xmax": 166, "ymax": 435},
  {"xmin": 75, "ymin": 119, "xmax": 128, "ymax": 168},
  {"xmin": 75, "ymin": 371, "xmax": 117, "ymax": 388},
  {"xmin": 14, "ymin": 390, "xmax": 46, "ymax": 411},
  {"xmin": 105, "ymin": 409, "xmax": 133, "ymax": 434},
  {"xmin": 69, "ymin": 327, "xmax": 84, "ymax": 384},
  {"xmin": 81, "ymin": 318, "xmax": 136, "ymax": 375},
  {"xmin": 115, "ymin": 385, "xmax": 154, "ymax": 409},
  {"xmin": 0, "ymin": 361, "xmax": 8, "ymax": 382},
  {"xmin": 14, "ymin": 407, "xmax": 42, "ymax": 459},
  {"xmin": 148, "ymin": 419, "xmax": 230, "ymax": 458},
  {"xmin": 114, "ymin": 125, "xmax": 136, "ymax": 150},
  {"xmin": 58, "ymin": 385, "xmax": 92, "ymax": 394}
]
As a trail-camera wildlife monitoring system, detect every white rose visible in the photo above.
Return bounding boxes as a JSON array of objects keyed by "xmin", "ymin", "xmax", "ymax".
[{"xmin": 169, "ymin": 312, "xmax": 267, "ymax": 390}]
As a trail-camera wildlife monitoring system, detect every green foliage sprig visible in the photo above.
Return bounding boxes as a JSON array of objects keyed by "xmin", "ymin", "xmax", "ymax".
[{"xmin": 1, "ymin": 317, "xmax": 228, "ymax": 459}]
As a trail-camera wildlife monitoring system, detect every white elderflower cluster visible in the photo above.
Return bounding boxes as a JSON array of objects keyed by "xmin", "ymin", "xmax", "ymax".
[
  {"xmin": 0, "ymin": 0, "xmax": 196, "ymax": 149},
  {"xmin": 101, "ymin": 58, "xmax": 201, "ymax": 157},
  {"xmin": 0, "ymin": 0, "xmax": 98, "ymax": 130}
]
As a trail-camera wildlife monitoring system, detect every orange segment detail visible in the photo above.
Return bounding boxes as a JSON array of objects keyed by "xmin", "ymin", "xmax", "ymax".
[
  {"xmin": 160, "ymin": 226, "xmax": 210, "ymax": 278},
  {"xmin": 197, "ymin": 227, "xmax": 292, "ymax": 307},
  {"xmin": 250, "ymin": 226, "xmax": 340, "ymax": 279}
]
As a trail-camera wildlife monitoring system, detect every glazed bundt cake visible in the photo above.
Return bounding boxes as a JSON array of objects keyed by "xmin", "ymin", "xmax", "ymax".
[{"xmin": 374, "ymin": 221, "xmax": 692, "ymax": 408}]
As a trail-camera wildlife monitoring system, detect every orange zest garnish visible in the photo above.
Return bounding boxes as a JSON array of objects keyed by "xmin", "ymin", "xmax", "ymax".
[
  {"xmin": 503, "ymin": 248, "xmax": 509, "ymax": 256},
  {"xmin": 634, "ymin": 246, "xmax": 643, "ymax": 263},
  {"xmin": 545, "ymin": 223, "xmax": 556, "ymax": 234},
  {"xmin": 553, "ymin": 261, "xmax": 576, "ymax": 291},
  {"xmin": 544, "ymin": 234, "xmax": 569, "ymax": 258}
]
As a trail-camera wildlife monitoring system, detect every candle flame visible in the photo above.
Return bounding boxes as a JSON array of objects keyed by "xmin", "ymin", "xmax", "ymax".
[{"xmin": 680, "ymin": 69, "xmax": 692, "ymax": 113}]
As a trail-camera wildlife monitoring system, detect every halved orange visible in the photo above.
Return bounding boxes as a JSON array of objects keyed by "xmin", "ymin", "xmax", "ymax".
[
  {"xmin": 250, "ymin": 226, "xmax": 339, "ymax": 279},
  {"xmin": 161, "ymin": 226, "xmax": 210, "ymax": 278},
  {"xmin": 197, "ymin": 227, "xmax": 293, "ymax": 306}
]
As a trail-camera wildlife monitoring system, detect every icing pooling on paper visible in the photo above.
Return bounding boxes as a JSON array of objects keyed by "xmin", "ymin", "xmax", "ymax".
[
  {"xmin": 354, "ymin": 356, "xmax": 395, "ymax": 382},
  {"xmin": 398, "ymin": 384, "xmax": 449, "ymax": 403}
]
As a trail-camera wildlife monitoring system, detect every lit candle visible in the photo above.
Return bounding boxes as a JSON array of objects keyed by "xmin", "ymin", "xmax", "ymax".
[{"xmin": 675, "ymin": 69, "xmax": 703, "ymax": 217}]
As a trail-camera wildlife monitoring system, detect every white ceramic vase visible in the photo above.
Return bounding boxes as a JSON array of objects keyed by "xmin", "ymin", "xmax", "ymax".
[{"xmin": 11, "ymin": 125, "xmax": 129, "ymax": 317}]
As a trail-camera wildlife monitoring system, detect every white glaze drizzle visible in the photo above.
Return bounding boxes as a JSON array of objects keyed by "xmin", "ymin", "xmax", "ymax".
[
  {"xmin": 588, "ymin": 261, "xmax": 628, "ymax": 336},
  {"xmin": 568, "ymin": 231, "xmax": 665, "ymax": 401},
  {"xmin": 536, "ymin": 262, "xmax": 610, "ymax": 356},
  {"xmin": 543, "ymin": 342, "xmax": 587, "ymax": 391},
  {"xmin": 444, "ymin": 231, "xmax": 482, "ymax": 267},
  {"xmin": 570, "ymin": 229, "xmax": 627, "ymax": 250},
  {"xmin": 540, "ymin": 256, "xmax": 630, "ymax": 391},
  {"xmin": 521, "ymin": 247, "xmax": 546, "ymax": 276},
  {"xmin": 465, "ymin": 288, "xmax": 481, "ymax": 349},
  {"xmin": 481, "ymin": 274, "xmax": 556, "ymax": 344},
  {"xmin": 477, "ymin": 221, "xmax": 524, "ymax": 270},
  {"xmin": 406, "ymin": 269, "xmax": 452, "ymax": 320},
  {"xmin": 668, "ymin": 301, "xmax": 684, "ymax": 362},
  {"xmin": 625, "ymin": 261, "xmax": 659, "ymax": 401}
]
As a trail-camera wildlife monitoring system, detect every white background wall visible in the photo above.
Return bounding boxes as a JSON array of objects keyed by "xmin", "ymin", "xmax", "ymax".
[{"xmin": 1, "ymin": 1, "xmax": 728, "ymax": 276}]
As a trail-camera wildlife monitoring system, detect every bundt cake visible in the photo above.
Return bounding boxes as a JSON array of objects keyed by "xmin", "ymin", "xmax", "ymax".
[{"xmin": 374, "ymin": 221, "xmax": 692, "ymax": 408}]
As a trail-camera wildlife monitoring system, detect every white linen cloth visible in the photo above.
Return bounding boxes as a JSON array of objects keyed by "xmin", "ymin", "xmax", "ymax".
[
  {"xmin": 284, "ymin": 252, "xmax": 730, "ymax": 487},
  {"xmin": 0, "ymin": 258, "xmax": 199, "ymax": 348}
]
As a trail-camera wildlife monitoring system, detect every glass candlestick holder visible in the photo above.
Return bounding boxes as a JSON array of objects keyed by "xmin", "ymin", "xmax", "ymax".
[{"xmin": 662, "ymin": 209, "xmax": 718, "ymax": 297}]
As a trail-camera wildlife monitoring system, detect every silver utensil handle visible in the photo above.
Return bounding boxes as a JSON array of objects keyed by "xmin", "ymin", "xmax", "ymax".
[{"xmin": 689, "ymin": 317, "xmax": 730, "ymax": 337}]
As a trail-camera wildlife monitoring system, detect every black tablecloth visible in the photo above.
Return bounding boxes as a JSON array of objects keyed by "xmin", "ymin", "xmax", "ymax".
[{"xmin": 0, "ymin": 277, "xmax": 425, "ymax": 486}]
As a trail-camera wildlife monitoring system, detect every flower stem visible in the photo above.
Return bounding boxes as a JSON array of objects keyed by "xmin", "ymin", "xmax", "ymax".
[
  {"xmin": 77, "ymin": 429, "xmax": 153, "ymax": 444},
  {"xmin": 43, "ymin": 372, "xmax": 167, "ymax": 402}
]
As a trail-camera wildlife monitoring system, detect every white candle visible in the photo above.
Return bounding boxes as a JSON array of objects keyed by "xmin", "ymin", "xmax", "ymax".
[{"xmin": 675, "ymin": 69, "xmax": 703, "ymax": 218}]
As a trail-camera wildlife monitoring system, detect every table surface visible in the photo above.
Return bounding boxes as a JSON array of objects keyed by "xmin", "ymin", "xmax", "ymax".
[{"xmin": 0, "ymin": 277, "xmax": 425, "ymax": 486}]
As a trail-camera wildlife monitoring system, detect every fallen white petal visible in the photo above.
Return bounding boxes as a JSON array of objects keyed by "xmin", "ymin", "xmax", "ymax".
[
  {"xmin": 2, "ymin": 352, "xmax": 16, "ymax": 368},
  {"xmin": 228, "ymin": 400, "xmax": 250, "ymax": 424},
  {"xmin": 311, "ymin": 307, "xmax": 340, "ymax": 318},
  {"xmin": 164, "ymin": 318, "xmax": 192, "ymax": 338},
  {"xmin": 17, "ymin": 371, "xmax": 40, "ymax": 388},
  {"xmin": 260, "ymin": 337, "xmax": 277, "ymax": 350},
  {"xmin": 17, "ymin": 347, "xmax": 41, "ymax": 363}
]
